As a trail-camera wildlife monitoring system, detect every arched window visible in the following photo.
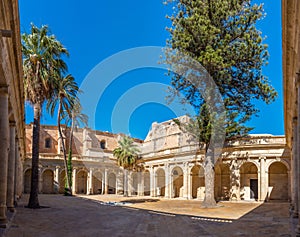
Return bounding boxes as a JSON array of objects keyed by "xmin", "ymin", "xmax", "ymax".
[
  {"xmin": 45, "ymin": 138, "xmax": 51, "ymax": 148},
  {"xmin": 100, "ymin": 140, "xmax": 106, "ymax": 149}
]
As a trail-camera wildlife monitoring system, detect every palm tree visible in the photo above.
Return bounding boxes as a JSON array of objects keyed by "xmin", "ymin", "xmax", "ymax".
[
  {"xmin": 47, "ymin": 73, "xmax": 79, "ymax": 195},
  {"xmin": 64, "ymin": 102, "xmax": 88, "ymax": 194},
  {"xmin": 113, "ymin": 136, "xmax": 140, "ymax": 196},
  {"xmin": 22, "ymin": 24, "xmax": 68, "ymax": 208}
]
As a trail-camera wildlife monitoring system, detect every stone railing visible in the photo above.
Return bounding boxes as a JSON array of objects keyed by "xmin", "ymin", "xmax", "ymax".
[{"xmin": 224, "ymin": 136, "xmax": 286, "ymax": 147}]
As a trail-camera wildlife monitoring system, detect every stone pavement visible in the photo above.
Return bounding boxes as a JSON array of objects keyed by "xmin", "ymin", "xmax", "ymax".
[{"xmin": 2, "ymin": 194, "xmax": 292, "ymax": 237}]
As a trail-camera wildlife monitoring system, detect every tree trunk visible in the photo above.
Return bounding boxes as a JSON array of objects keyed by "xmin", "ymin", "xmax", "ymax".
[
  {"xmin": 124, "ymin": 169, "xmax": 128, "ymax": 197},
  {"xmin": 28, "ymin": 103, "xmax": 41, "ymax": 208},
  {"xmin": 201, "ymin": 152, "xmax": 217, "ymax": 208},
  {"xmin": 57, "ymin": 101, "xmax": 71, "ymax": 195},
  {"xmin": 67, "ymin": 114, "xmax": 75, "ymax": 193}
]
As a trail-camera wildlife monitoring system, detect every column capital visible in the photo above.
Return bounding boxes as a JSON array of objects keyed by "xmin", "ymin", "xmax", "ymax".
[{"xmin": 259, "ymin": 156, "xmax": 266, "ymax": 161}]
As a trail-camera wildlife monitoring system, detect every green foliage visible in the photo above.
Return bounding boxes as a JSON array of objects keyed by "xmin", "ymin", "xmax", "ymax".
[
  {"xmin": 165, "ymin": 0, "xmax": 278, "ymax": 140},
  {"xmin": 22, "ymin": 23, "xmax": 69, "ymax": 105},
  {"xmin": 113, "ymin": 136, "xmax": 140, "ymax": 170}
]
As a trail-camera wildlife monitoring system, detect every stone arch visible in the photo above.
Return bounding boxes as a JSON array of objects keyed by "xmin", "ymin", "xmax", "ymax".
[
  {"xmin": 267, "ymin": 159, "xmax": 290, "ymax": 171},
  {"xmin": 42, "ymin": 169, "xmax": 54, "ymax": 194},
  {"xmin": 171, "ymin": 166, "xmax": 183, "ymax": 198},
  {"xmin": 144, "ymin": 170, "xmax": 150, "ymax": 196},
  {"xmin": 268, "ymin": 162, "xmax": 288, "ymax": 201},
  {"xmin": 24, "ymin": 168, "xmax": 31, "ymax": 194},
  {"xmin": 76, "ymin": 170, "xmax": 88, "ymax": 194},
  {"xmin": 191, "ymin": 165, "xmax": 205, "ymax": 199},
  {"xmin": 92, "ymin": 171, "xmax": 103, "ymax": 194},
  {"xmin": 59, "ymin": 170, "xmax": 66, "ymax": 194},
  {"xmin": 240, "ymin": 162, "xmax": 258, "ymax": 200},
  {"xmin": 156, "ymin": 168, "xmax": 165, "ymax": 197},
  {"xmin": 108, "ymin": 172, "xmax": 116, "ymax": 194},
  {"xmin": 214, "ymin": 163, "xmax": 230, "ymax": 200}
]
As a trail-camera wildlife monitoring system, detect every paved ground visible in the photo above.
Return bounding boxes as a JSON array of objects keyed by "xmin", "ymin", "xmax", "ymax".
[{"xmin": 1, "ymin": 194, "xmax": 293, "ymax": 237}]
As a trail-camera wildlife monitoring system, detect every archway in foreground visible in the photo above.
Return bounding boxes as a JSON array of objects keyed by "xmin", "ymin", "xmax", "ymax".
[
  {"xmin": 240, "ymin": 162, "xmax": 258, "ymax": 200},
  {"xmin": 144, "ymin": 170, "xmax": 150, "ymax": 196},
  {"xmin": 24, "ymin": 169, "xmax": 31, "ymax": 194},
  {"xmin": 156, "ymin": 168, "xmax": 165, "ymax": 197},
  {"xmin": 92, "ymin": 171, "xmax": 103, "ymax": 194},
  {"xmin": 42, "ymin": 170, "xmax": 54, "ymax": 194},
  {"xmin": 171, "ymin": 166, "xmax": 183, "ymax": 198},
  {"xmin": 76, "ymin": 170, "xmax": 87, "ymax": 194},
  {"xmin": 214, "ymin": 163, "xmax": 230, "ymax": 201},
  {"xmin": 108, "ymin": 173, "xmax": 116, "ymax": 194},
  {"xmin": 191, "ymin": 165, "xmax": 205, "ymax": 199},
  {"xmin": 268, "ymin": 162, "xmax": 288, "ymax": 200}
]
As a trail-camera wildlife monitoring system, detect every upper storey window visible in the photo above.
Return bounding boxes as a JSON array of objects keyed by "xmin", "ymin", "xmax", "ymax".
[
  {"xmin": 100, "ymin": 140, "xmax": 106, "ymax": 149},
  {"xmin": 45, "ymin": 138, "xmax": 51, "ymax": 148}
]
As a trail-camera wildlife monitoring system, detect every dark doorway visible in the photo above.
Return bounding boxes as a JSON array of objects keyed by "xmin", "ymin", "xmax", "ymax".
[{"xmin": 250, "ymin": 179, "xmax": 258, "ymax": 199}]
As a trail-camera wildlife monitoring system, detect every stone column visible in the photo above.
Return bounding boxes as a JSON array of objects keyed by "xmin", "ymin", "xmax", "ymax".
[
  {"xmin": 6, "ymin": 122, "xmax": 16, "ymax": 212},
  {"xmin": 164, "ymin": 165, "xmax": 170, "ymax": 198},
  {"xmin": 150, "ymin": 167, "xmax": 155, "ymax": 197},
  {"xmin": 183, "ymin": 163, "xmax": 189, "ymax": 199},
  {"xmin": 292, "ymin": 118, "xmax": 298, "ymax": 217},
  {"xmin": 230, "ymin": 160, "xmax": 241, "ymax": 201},
  {"xmin": 259, "ymin": 157, "xmax": 268, "ymax": 201},
  {"xmin": 137, "ymin": 172, "xmax": 144, "ymax": 196},
  {"xmin": 104, "ymin": 169, "xmax": 108, "ymax": 194},
  {"xmin": 72, "ymin": 168, "xmax": 77, "ymax": 194},
  {"xmin": 13, "ymin": 139, "xmax": 19, "ymax": 204},
  {"xmin": 297, "ymin": 76, "xmax": 300, "ymax": 236},
  {"xmin": 116, "ymin": 170, "xmax": 123, "ymax": 195},
  {"xmin": 128, "ymin": 171, "xmax": 133, "ymax": 196},
  {"xmin": 0, "ymin": 85, "xmax": 9, "ymax": 227},
  {"xmin": 88, "ymin": 169, "xmax": 93, "ymax": 194}
]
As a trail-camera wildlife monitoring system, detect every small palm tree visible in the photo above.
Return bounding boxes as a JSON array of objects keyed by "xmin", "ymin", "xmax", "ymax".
[
  {"xmin": 22, "ymin": 24, "xmax": 68, "ymax": 208},
  {"xmin": 47, "ymin": 73, "xmax": 79, "ymax": 195},
  {"xmin": 113, "ymin": 135, "xmax": 140, "ymax": 196}
]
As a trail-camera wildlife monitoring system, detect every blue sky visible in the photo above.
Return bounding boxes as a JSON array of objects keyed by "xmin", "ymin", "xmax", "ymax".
[{"xmin": 20, "ymin": 0, "xmax": 283, "ymax": 139}]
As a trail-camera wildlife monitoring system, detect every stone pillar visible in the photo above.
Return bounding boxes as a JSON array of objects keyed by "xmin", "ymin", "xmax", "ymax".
[
  {"xmin": 296, "ymin": 76, "xmax": 300, "ymax": 237},
  {"xmin": 292, "ymin": 118, "xmax": 298, "ymax": 217},
  {"xmin": 88, "ymin": 169, "xmax": 93, "ymax": 194},
  {"xmin": 6, "ymin": 122, "xmax": 16, "ymax": 212},
  {"xmin": 104, "ymin": 169, "xmax": 108, "ymax": 194},
  {"xmin": 72, "ymin": 168, "xmax": 77, "ymax": 194},
  {"xmin": 164, "ymin": 165, "xmax": 170, "ymax": 198},
  {"xmin": 54, "ymin": 166, "xmax": 59, "ymax": 184},
  {"xmin": 183, "ymin": 163, "xmax": 189, "ymax": 199},
  {"xmin": 0, "ymin": 86, "xmax": 9, "ymax": 227},
  {"xmin": 128, "ymin": 171, "xmax": 133, "ymax": 196},
  {"xmin": 116, "ymin": 170, "xmax": 123, "ymax": 195},
  {"xmin": 150, "ymin": 167, "xmax": 155, "ymax": 197},
  {"xmin": 230, "ymin": 160, "xmax": 241, "ymax": 201},
  {"xmin": 259, "ymin": 157, "xmax": 268, "ymax": 201},
  {"xmin": 187, "ymin": 166, "xmax": 192, "ymax": 200},
  {"xmin": 137, "ymin": 172, "xmax": 144, "ymax": 196},
  {"xmin": 13, "ymin": 139, "xmax": 19, "ymax": 204}
]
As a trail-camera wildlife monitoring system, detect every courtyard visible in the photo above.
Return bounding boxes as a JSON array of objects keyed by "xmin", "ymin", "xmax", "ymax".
[{"xmin": 2, "ymin": 194, "xmax": 291, "ymax": 237}]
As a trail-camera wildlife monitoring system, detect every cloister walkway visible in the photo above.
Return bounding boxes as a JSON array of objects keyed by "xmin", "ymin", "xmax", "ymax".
[{"xmin": 2, "ymin": 194, "xmax": 291, "ymax": 237}]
